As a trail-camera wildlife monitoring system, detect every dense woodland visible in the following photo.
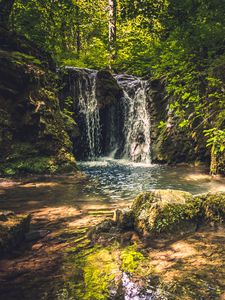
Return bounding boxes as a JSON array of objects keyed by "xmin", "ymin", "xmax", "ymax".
[
  {"xmin": 1, "ymin": 2, "xmax": 225, "ymax": 300},
  {"xmin": 0, "ymin": 0, "xmax": 224, "ymax": 174}
]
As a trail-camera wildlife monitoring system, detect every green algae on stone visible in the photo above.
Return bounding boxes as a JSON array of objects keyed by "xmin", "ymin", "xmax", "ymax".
[
  {"xmin": 0, "ymin": 155, "xmax": 76, "ymax": 175},
  {"xmin": 120, "ymin": 244, "xmax": 155, "ymax": 278}
]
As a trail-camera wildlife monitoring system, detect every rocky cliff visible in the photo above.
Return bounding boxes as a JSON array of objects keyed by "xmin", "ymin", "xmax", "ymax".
[{"xmin": 0, "ymin": 28, "xmax": 76, "ymax": 175}]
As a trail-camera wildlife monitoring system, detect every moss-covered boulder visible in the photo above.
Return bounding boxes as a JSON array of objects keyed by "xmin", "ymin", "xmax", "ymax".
[
  {"xmin": 131, "ymin": 190, "xmax": 200, "ymax": 237},
  {"xmin": 0, "ymin": 211, "xmax": 31, "ymax": 257},
  {"xmin": 87, "ymin": 191, "xmax": 225, "ymax": 243}
]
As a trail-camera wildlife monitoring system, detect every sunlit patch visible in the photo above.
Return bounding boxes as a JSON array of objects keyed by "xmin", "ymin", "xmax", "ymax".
[
  {"xmin": 21, "ymin": 182, "xmax": 61, "ymax": 188},
  {"xmin": 184, "ymin": 173, "xmax": 211, "ymax": 181}
]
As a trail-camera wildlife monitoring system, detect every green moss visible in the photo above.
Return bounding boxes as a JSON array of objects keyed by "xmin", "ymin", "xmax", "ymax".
[
  {"xmin": 198, "ymin": 193, "xmax": 225, "ymax": 224},
  {"xmin": 0, "ymin": 155, "xmax": 75, "ymax": 176},
  {"xmin": 152, "ymin": 199, "xmax": 201, "ymax": 233},
  {"xmin": 132, "ymin": 190, "xmax": 201, "ymax": 236},
  {"xmin": 120, "ymin": 245, "xmax": 145, "ymax": 274},
  {"xmin": 61, "ymin": 245, "xmax": 121, "ymax": 300}
]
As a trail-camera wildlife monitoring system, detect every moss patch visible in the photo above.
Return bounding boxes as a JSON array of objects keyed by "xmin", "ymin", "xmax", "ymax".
[{"xmin": 0, "ymin": 155, "xmax": 76, "ymax": 176}]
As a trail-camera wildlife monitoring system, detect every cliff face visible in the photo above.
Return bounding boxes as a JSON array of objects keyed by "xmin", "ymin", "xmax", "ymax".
[{"xmin": 0, "ymin": 28, "xmax": 76, "ymax": 175}]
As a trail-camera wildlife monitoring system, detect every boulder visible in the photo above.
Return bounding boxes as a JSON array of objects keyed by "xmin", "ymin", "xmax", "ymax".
[
  {"xmin": 113, "ymin": 208, "xmax": 134, "ymax": 230},
  {"xmin": 131, "ymin": 190, "xmax": 201, "ymax": 237},
  {"xmin": 196, "ymin": 192, "xmax": 225, "ymax": 225},
  {"xmin": 0, "ymin": 211, "xmax": 31, "ymax": 257},
  {"xmin": 87, "ymin": 190, "xmax": 225, "ymax": 243}
]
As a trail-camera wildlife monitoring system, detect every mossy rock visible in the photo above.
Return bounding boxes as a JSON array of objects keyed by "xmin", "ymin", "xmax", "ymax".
[
  {"xmin": 0, "ymin": 30, "xmax": 76, "ymax": 175},
  {"xmin": 0, "ymin": 155, "xmax": 76, "ymax": 176},
  {"xmin": 0, "ymin": 211, "xmax": 31, "ymax": 257},
  {"xmin": 131, "ymin": 190, "xmax": 201, "ymax": 237},
  {"xmin": 195, "ymin": 192, "xmax": 225, "ymax": 224},
  {"xmin": 113, "ymin": 208, "xmax": 134, "ymax": 230}
]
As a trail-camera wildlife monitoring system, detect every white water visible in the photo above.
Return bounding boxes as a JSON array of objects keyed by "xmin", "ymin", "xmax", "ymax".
[
  {"xmin": 118, "ymin": 78, "xmax": 151, "ymax": 163},
  {"xmin": 78, "ymin": 75, "xmax": 101, "ymax": 158},
  {"xmin": 67, "ymin": 68, "xmax": 152, "ymax": 163}
]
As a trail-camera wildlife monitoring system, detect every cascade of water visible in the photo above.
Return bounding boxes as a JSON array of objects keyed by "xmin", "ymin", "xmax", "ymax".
[
  {"xmin": 68, "ymin": 67, "xmax": 101, "ymax": 159},
  {"xmin": 65, "ymin": 67, "xmax": 151, "ymax": 163},
  {"xmin": 115, "ymin": 76, "xmax": 151, "ymax": 163}
]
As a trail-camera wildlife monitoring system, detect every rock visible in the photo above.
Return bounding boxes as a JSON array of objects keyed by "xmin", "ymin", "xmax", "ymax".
[
  {"xmin": 0, "ymin": 210, "xmax": 15, "ymax": 221},
  {"xmin": 0, "ymin": 212, "xmax": 31, "ymax": 257},
  {"xmin": 87, "ymin": 219, "xmax": 116, "ymax": 239},
  {"xmin": 131, "ymin": 190, "xmax": 201, "ymax": 237},
  {"xmin": 0, "ymin": 27, "xmax": 76, "ymax": 176},
  {"xmin": 113, "ymin": 208, "xmax": 134, "ymax": 230},
  {"xmin": 25, "ymin": 230, "xmax": 49, "ymax": 242},
  {"xmin": 195, "ymin": 192, "xmax": 225, "ymax": 225},
  {"xmin": 96, "ymin": 70, "xmax": 123, "ymax": 108}
]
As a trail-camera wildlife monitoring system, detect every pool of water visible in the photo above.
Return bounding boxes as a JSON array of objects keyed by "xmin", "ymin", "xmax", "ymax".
[
  {"xmin": 0, "ymin": 159, "xmax": 224, "ymax": 213},
  {"xmin": 78, "ymin": 158, "xmax": 225, "ymax": 201}
]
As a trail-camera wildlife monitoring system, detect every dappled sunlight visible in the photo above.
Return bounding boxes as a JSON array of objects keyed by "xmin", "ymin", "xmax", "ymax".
[
  {"xmin": 21, "ymin": 182, "xmax": 61, "ymax": 188},
  {"xmin": 147, "ymin": 228, "xmax": 225, "ymax": 297},
  {"xmin": 184, "ymin": 173, "xmax": 212, "ymax": 181}
]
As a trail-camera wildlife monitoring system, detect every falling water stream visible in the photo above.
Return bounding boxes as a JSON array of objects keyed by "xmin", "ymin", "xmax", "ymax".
[
  {"xmin": 66, "ymin": 67, "xmax": 151, "ymax": 162},
  {"xmin": 115, "ymin": 75, "xmax": 151, "ymax": 163}
]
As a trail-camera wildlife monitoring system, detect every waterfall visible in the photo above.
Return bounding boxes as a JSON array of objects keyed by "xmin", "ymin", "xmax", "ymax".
[
  {"xmin": 67, "ymin": 67, "xmax": 101, "ymax": 159},
  {"xmin": 115, "ymin": 75, "xmax": 151, "ymax": 163},
  {"xmin": 63, "ymin": 68, "xmax": 152, "ymax": 163}
]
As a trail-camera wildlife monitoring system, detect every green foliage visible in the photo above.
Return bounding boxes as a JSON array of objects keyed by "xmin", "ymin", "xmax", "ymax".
[{"xmin": 204, "ymin": 128, "xmax": 225, "ymax": 154}]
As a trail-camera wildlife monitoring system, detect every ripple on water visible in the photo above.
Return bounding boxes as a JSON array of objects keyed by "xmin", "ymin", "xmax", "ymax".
[{"xmin": 78, "ymin": 159, "xmax": 225, "ymax": 201}]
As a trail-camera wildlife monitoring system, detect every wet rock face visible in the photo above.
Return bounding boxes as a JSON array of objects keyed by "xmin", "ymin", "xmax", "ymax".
[
  {"xmin": 0, "ymin": 28, "xmax": 76, "ymax": 175},
  {"xmin": 0, "ymin": 211, "xmax": 31, "ymax": 257},
  {"xmin": 95, "ymin": 70, "xmax": 123, "ymax": 109},
  {"xmin": 60, "ymin": 68, "xmax": 125, "ymax": 159}
]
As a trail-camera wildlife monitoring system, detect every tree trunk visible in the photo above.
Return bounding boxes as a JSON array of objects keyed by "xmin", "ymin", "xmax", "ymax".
[
  {"xmin": 75, "ymin": 6, "xmax": 81, "ymax": 57},
  {"xmin": 0, "ymin": 0, "xmax": 15, "ymax": 29},
  {"xmin": 108, "ymin": 0, "xmax": 117, "ymax": 68}
]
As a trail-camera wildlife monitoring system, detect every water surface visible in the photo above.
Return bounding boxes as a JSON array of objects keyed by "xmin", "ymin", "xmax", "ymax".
[{"xmin": 78, "ymin": 159, "xmax": 225, "ymax": 201}]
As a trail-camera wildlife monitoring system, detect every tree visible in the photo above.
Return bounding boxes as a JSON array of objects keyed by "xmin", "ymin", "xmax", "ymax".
[
  {"xmin": 0, "ymin": 0, "xmax": 15, "ymax": 28},
  {"xmin": 108, "ymin": 0, "xmax": 117, "ymax": 67}
]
